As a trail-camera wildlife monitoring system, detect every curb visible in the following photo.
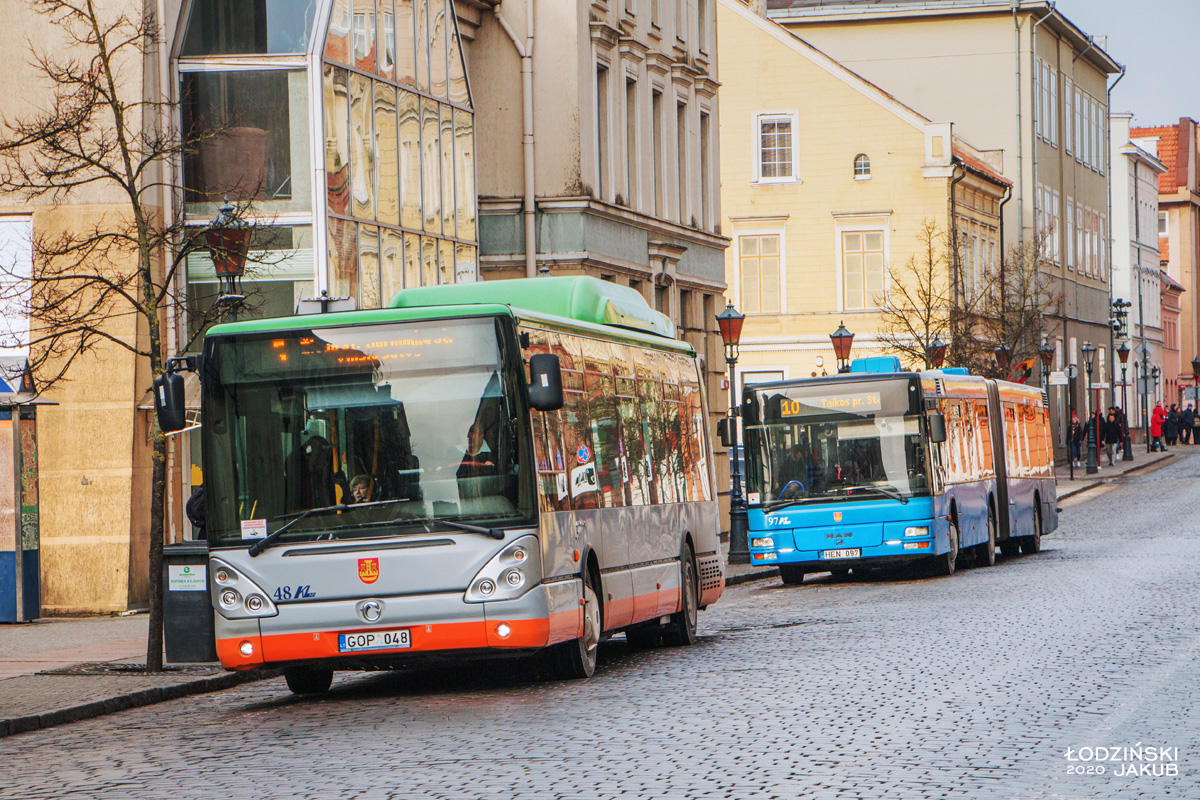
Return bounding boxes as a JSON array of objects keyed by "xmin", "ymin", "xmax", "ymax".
[
  {"xmin": 1057, "ymin": 452, "xmax": 1175, "ymax": 500},
  {"xmin": 726, "ymin": 567, "xmax": 779, "ymax": 587},
  {"xmin": 0, "ymin": 667, "xmax": 282, "ymax": 739}
]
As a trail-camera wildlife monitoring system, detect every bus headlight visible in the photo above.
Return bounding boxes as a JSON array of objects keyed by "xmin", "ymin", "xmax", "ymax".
[
  {"xmin": 465, "ymin": 535, "xmax": 542, "ymax": 603},
  {"xmin": 209, "ymin": 558, "xmax": 279, "ymax": 619},
  {"xmin": 751, "ymin": 538, "xmax": 774, "ymax": 548},
  {"xmin": 904, "ymin": 526, "xmax": 930, "ymax": 538}
]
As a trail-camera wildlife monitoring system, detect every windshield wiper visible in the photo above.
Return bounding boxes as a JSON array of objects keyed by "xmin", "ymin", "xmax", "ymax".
[
  {"xmin": 761, "ymin": 497, "xmax": 811, "ymax": 512},
  {"xmin": 249, "ymin": 503, "xmax": 348, "ymax": 556},
  {"xmin": 835, "ymin": 484, "xmax": 909, "ymax": 504},
  {"xmin": 389, "ymin": 515, "xmax": 505, "ymax": 540}
]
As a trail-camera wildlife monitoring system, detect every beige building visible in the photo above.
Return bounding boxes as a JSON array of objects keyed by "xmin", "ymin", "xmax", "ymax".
[
  {"xmin": 0, "ymin": 0, "xmax": 729, "ymax": 613},
  {"xmin": 766, "ymin": 0, "xmax": 1122, "ymax": 444},
  {"xmin": 465, "ymin": 0, "xmax": 728, "ymax": 400},
  {"xmin": 717, "ymin": 0, "xmax": 1009, "ymax": 384}
]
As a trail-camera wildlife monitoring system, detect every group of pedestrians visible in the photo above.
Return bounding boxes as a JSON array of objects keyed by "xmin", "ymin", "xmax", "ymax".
[
  {"xmin": 1150, "ymin": 402, "xmax": 1200, "ymax": 450},
  {"xmin": 1070, "ymin": 401, "xmax": 1200, "ymax": 464},
  {"xmin": 1068, "ymin": 405, "xmax": 1132, "ymax": 467}
]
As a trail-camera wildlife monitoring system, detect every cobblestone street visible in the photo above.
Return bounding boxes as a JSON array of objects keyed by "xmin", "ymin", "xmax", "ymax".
[{"xmin": 2, "ymin": 456, "xmax": 1197, "ymax": 799}]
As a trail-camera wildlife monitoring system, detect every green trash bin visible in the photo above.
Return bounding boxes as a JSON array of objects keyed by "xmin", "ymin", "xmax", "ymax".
[{"xmin": 162, "ymin": 543, "xmax": 218, "ymax": 663}]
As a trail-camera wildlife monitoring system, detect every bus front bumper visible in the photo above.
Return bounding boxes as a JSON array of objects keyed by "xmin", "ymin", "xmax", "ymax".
[
  {"xmin": 214, "ymin": 580, "xmax": 583, "ymax": 671},
  {"xmin": 748, "ymin": 526, "xmax": 937, "ymax": 571}
]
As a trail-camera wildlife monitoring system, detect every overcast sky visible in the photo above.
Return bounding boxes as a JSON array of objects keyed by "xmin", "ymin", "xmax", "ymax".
[{"xmin": 1056, "ymin": 0, "xmax": 1199, "ymax": 126}]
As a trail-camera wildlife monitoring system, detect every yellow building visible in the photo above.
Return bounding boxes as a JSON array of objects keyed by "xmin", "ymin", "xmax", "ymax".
[{"xmin": 717, "ymin": 0, "xmax": 1010, "ymax": 385}]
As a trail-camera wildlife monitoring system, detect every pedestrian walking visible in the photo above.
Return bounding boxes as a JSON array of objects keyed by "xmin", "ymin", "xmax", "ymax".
[
  {"xmin": 1151, "ymin": 403, "xmax": 1167, "ymax": 452},
  {"xmin": 1068, "ymin": 411, "xmax": 1084, "ymax": 466},
  {"xmin": 1181, "ymin": 404, "xmax": 1195, "ymax": 445},
  {"xmin": 1103, "ymin": 410, "xmax": 1122, "ymax": 467},
  {"xmin": 1166, "ymin": 404, "xmax": 1181, "ymax": 446}
]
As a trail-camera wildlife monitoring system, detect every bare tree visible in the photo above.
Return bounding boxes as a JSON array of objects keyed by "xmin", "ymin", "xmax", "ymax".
[
  {"xmin": 0, "ymin": 0, "xmax": 273, "ymax": 670},
  {"xmin": 876, "ymin": 219, "xmax": 996, "ymax": 369},
  {"xmin": 987, "ymin": 233, "xmax": 1063, "ymax": 380}
]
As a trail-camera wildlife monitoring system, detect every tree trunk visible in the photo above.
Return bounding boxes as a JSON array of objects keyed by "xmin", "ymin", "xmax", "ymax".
[{"xmin": 146, "ymin": 426, "xmax": 167, "ymax": 672}]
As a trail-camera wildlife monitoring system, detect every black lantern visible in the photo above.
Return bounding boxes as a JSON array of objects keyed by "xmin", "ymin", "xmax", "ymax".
[
  {"xmin": 1192, "ymin": 356, "xmax": 1200, "ymax": 384},
  {"xmin": 1117, "ymin": 342, "xmax": 1133, "ymax": 462},
  {"xmin": 929, "ymin": 337, "xmax": 948, "ymax": 370},
  {"xmin": 206, "ymin": 201, "xmax": 251, "ymax": 317},
  {"xmin": 1117, "ymin": 342, "xmax": 1130, "ymax": 365},
  {"xmin": 1081, "ymin": 341, "xmax": 1098, "ymax": 474},
  {"xmin": 994, "ymin": 343, "xmax": 1012, "ymax": 373},
  {"xmin": 716, "ymin": 302, "xmax": 746, "ymax": 360},
  {"xmin": 1040, "ymin": 339, "xmax": 1056, "ymax": 369},
  {"xmin": 716, "ymin": 302, "xmax": 749, "ymax": 565},
  {"xmin": 830, "ymin": 321, "xmax": 854, "ymax": 373}
]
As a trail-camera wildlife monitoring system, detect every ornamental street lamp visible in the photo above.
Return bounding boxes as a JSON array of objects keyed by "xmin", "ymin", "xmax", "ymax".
[
  {"xmin": 994, "ymin": 343, "xmax": 1012, "ymax": 377},
  {"xmin": 929, "ymin": 337, "xmax": 948, "ymax": 370},
  {"xmin": 830, "ymin": 321, "xmax": 854, "ymax": 373},
  {"xmin": 1192, "ymin": 356, "xmax": 1200, "ymax": 408},
  {"xmin": 1118, "ymin": 342, "xmax": 1133, "ymax": 461},
  {"xmin": 206, "ymin": 200, "xmax": 251, "ymax": 320},
  {"xmin": 1081, "ymin": 341, "xmax": 1098, "ymax": 474},
  {"xmin": 716, "ymin": 302, "xmax": 749, "ymax": 565}
]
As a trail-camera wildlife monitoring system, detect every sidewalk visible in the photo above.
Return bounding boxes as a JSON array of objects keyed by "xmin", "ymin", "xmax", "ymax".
[
  {"xmin": 1053, "ymin": 441, "xmax": 1176, "ymax": 498},
  {"xmin": 0, "ymin": 614, "xmax": 274, "ymax": 738}
]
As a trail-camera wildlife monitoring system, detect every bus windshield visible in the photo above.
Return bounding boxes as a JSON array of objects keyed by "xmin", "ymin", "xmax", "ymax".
[
  {"xmin": 202, "ymin": 316, "xmax": 533, "ymax": 547},
  {"xmin": 743, "ymin": 378, "xmax": 929, "ymax": 506}
]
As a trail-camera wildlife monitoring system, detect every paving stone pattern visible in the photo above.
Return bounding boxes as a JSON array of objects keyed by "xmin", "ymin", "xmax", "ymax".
[{"xmin": 1, "ymin": 460, "xmax": 1198, "ymax": 799}]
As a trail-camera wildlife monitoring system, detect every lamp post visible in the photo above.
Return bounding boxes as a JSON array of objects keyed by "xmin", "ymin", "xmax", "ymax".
[
  {"xmin": 1192, "ymin": 356, "xmax": 1200, "ymax": 411},
  {"xmin": 1118, "ymin": 342, "xmax": 1133, "ymax": 461},
  {"xmin": 830, "ymin": 321, "xmax": 854, "ymax": 373},
  {"xmin": 1081, "ymin": 342, "xmax": 1097, "ymax": 474},
  {"xmin": 994, "ymin": 343, "xmax": 1012, "ymax": 378},
  {"xmin": 206, "ymin": 200, "xmax": 251, "ymax": 320},
  {"xmin": 716, "ymin": 303, "xmax": 749, "ymax": 565},
  {"xmin": 929, "ymin": 337, "xmax": 948, "ymax": 370}
]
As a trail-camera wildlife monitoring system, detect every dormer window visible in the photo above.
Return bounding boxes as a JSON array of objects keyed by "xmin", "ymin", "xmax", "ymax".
[{"xmin": 853, "ymin": 154, "xmax": 871, "ymax": 180}]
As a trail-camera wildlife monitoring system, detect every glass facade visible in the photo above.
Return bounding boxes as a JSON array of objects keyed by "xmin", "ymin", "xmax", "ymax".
[{"xmin": 179, "ymin": 0, "xmax": 476, "ymax": 333}]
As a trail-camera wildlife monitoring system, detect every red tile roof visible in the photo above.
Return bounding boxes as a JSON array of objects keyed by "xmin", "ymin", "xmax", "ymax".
[
  {"xmin": 952, "ymin": 147, "xmax": 1011, "ymax": 187},
  {"xmin": 1131, "ymin": 124, "xmax": 1181, "ymax": 193}
]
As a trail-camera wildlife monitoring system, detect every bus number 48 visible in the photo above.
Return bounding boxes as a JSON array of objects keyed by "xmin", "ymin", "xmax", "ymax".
[{"xmin": 273, "ymin": 585, "xmax": 316, "ymax": 601}]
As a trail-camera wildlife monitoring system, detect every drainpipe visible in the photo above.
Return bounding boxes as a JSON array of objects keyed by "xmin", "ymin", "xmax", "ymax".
[{"xmin": 495, "ymin": 2, "xmax": 537, "ymax": 278}]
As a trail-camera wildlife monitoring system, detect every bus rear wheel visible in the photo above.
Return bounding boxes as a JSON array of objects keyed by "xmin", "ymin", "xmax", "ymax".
[
  {"xmin": 976, "ymin": 508, "xmax": 996, "ymax": 567},
  {"xmin": 662, "ymin": 544, "xmax": 699, "ymax": 647},
  {"xmin": 779, "ymin": 565, "xmax": 806, "ymax": 585},
  {"xmin": 284, "ymin": 666, "xmax": 333, "ymax": 695},
  {"xmin": 933, "ymin": 522, "xmax": 958, "ymax": 577},
  {"xmin": 553, "ymin": 571, "xmax": 600, "ymax": 679},
  {"xmin": 1021, "ymin": 507, "xmax": 1043, "ymax": 555}
]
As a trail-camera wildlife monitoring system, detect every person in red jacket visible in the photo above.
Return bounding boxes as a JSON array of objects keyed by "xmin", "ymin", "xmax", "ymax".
[{"xmin": 1151, "ymin": 403, "xmax": 1167, "ymax": 452}]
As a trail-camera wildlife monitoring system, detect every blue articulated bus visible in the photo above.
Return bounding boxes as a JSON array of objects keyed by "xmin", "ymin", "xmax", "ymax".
[{"xmin": 740, "ymin": 358, "xmax": 1058, "ymax": 582}]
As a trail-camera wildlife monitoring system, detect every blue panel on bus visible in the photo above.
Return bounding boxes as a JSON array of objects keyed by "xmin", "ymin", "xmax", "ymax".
[
  {"xmin": 848, "ymin": 356, "xmax": 902, "ymax": 374},
  {"xmin": 749, "ymin": 496, "xmax": 936, "ymax": 531}
]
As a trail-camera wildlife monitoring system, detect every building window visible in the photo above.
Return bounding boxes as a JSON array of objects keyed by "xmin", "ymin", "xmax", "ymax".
[
  {"xmin": 677, "ymin": 101, "xmax": 688, "ymax": 224},
  {"xmin": 853, "ymin": 154, "xmax": 871, "ymax": 179},
  {"xmin": 842, "ymin": 230, "xmax": 884, "ymax": 310},
  {"xmin": 652, "ymin": 89, "xmax": 664, "ymax": 215},
  {"xmin": 626, "ymin": 78, "xmax": 638, "ymax": 208},
  {"xmin": 597, "ymin": 65, "xmax": 609, "ymax": 201},
  {"xmin": 756, "ymin": 113, "xmax": 796, "ymax": 182},
  {"xmin": 1064, "ymin": 77, "xmax": 1073, "ymax": 155},
  {"xmin": 739, "ymin": 233, "xmax": 782, "ymax": 313},
  {"xmin": 1159, "ymin": 211, "xmax": 1168, "ymax": 236},
  {"xmin": 700, "ymin": 111, "xmax": 711, "ymax": 230},
  {"xmin": 1066, "ymin": 198, "xmax": 1075, "ymax": 270}
]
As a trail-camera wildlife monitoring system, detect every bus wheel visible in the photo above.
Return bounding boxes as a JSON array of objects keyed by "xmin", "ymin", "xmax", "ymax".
[
  {"xmin": 1021, "ymin": 507, "xmax": 1043, "ymax": 555},
  {"xmin": 976, "ymin": 508, "xmax": 997, "ymax": 568},
  {"xmin": 284, "ymin": 667, "xmax": 333, "ymax": 695},
  {"xmin": 553, "ymin": 572, "xmax": 600, "ymax": 679},
  {"xmin": 663, "ymin": 544, "xmax": 699, "ymax": 647},
  {"xmin": 779, "ymin": 565, "xmax": 806, "ymax": 585},
  {"xmin": 933, "ymin": 522, "xmax": 958, "ymax": 577}
]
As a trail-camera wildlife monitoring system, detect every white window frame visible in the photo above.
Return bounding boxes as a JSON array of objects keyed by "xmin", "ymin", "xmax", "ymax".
[
  {"xmin": 754, "ymin": 111, "xmax": 799, "ymax": 184},
  {"xmin": 1064, "ymin": 77, "xmax": 1073, "ymax": 155},
  {"xmin": 1049, "ymin": 66, "xmax": 1058, "ymax": 147},
  {"xmin": 1159, "ymin": 211, "xmax": 1168, "ymax": 236},
  {"xmin": 834, "ymin": 214, "xmax": 890, "ymax": 312},
  {"xmin": 732, "ymin": 222, "xmax": 787, "ymax": 314},
  {"xmin": 1066, "ymin": 197, "xmax": 1075, "ymax": 270},
  {"xmin": 853, "ymin": 153, "xmax": 871, "ymax": 180},
  {"xmin": 1052, "ymin": 190, "xmax": 1060, "ymax": 263},
  {"xmin": 1074, "ymin": 88, "xmax": 1083, "ymax": 161}
]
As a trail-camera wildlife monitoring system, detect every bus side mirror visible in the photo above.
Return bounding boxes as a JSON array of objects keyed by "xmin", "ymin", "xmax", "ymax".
[
  {"xmin": 528, "ymin": 354, "xmax": 564, "ymax": 411},
  {"xmin": 154, "ymin": 372, "xmax": 187, "ymax": 433},
  {"xmin": 927, "ymin": 412, "xmax": 947, "ymax": 444},
  {"xmin": 716, "ymin": 417, "xmax": 732, "ymax": 448}
]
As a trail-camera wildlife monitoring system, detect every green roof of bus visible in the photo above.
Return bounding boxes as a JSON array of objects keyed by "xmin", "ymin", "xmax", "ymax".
[
  {"xmin": 388, "ymin": 276, "xmax": 676, "ymax": 338},
  {"xmin": 206, "ymin": 280, "xmax": 692, "ymax": 354}
]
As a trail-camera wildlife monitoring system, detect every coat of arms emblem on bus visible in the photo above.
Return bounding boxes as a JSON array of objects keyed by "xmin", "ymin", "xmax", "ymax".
[
  {"xmin": 833, "ymin": 512, "xmax": 842, "ymax": 523},
  {"xmin": 358, "ymin": 558, "xmax": 380, "ymax": 584}
]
